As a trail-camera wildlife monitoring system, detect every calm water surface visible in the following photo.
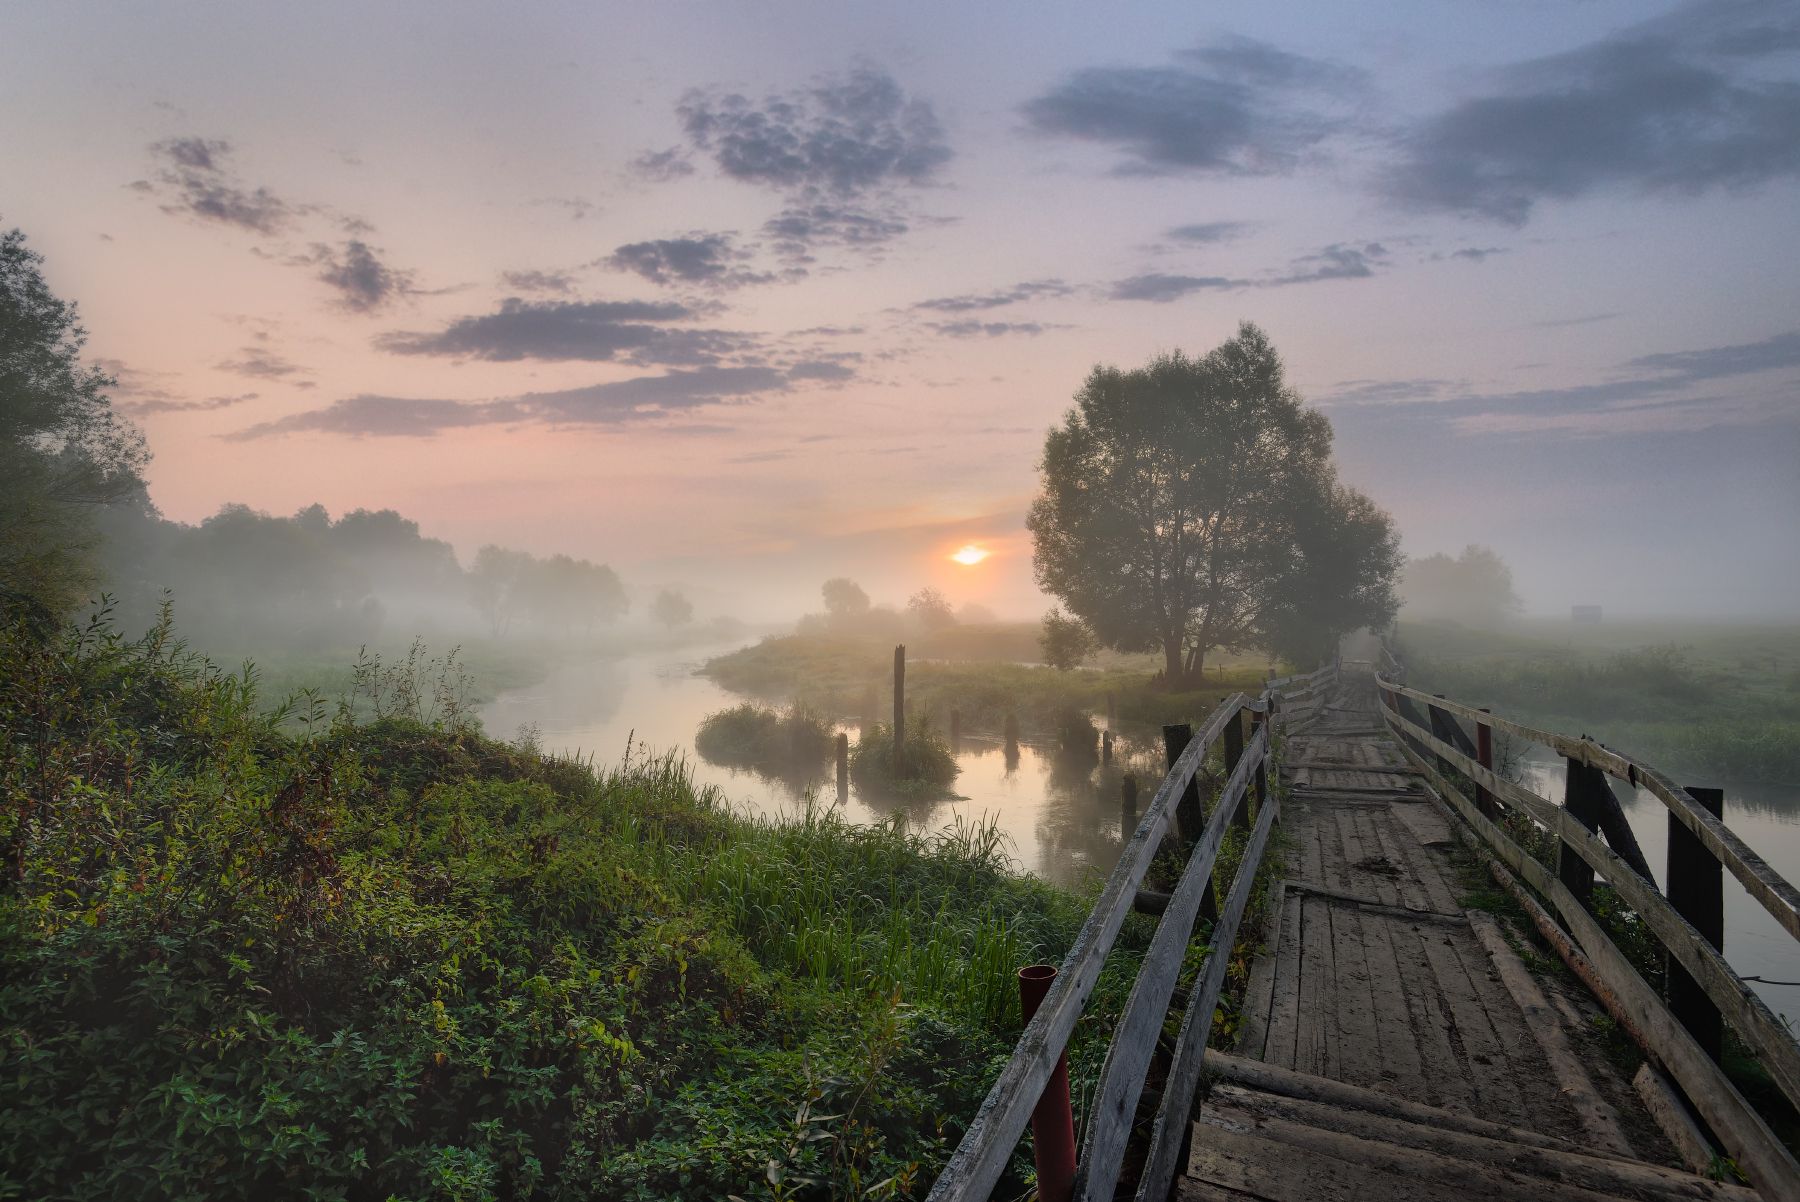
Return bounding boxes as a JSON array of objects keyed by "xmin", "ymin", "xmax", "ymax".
[{"xmin": 478, "ymin": 639, "xmax": 1161, "ymax": 890}]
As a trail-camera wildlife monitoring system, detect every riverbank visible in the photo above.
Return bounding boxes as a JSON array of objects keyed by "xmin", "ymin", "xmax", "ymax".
[
  {"xmin": 1395, "ymin": 618, "xmax": 1800, "ymax": 785},
  {"xmin": 0, "ymin": 611, "xmax": 1141, "ymax": 1200}
]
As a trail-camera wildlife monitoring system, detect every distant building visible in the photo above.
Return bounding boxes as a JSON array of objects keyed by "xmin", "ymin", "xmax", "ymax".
[{"xmin": 1572, "ymin": 605, "xmax": 1603, "ymax": 625}]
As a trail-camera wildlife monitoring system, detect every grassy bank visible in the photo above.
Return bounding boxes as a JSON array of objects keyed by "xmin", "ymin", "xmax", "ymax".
[
  {"xmin": 0, "ymin": 611, "xmax": 1143, "ymax": 1201},
  {"xmin": 1396, "ymin": 619, "xmax": 1800, "ymax": 784},
  {"xmin": 701, "ymin": 634, "xmax": 1278, "ymax": 740}
]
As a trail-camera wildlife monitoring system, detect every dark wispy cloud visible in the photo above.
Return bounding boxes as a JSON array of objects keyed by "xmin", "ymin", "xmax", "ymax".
[
  {"xmin": 605, "ymin": 233, "xmax": 781, "ymax": 288},
  {"xmin": 499, "ymin": 269, "xmax": 578, "ymax": 294},
  {"xmin": 926, "ymin": 320, "xmax": 1055, "ymax": 339},
  {"xmin": 1447, "ymin": 246, "xmax": 1506, "ymax": 262},
  {"xmin": 225, "ymin": 361, "xmax": 846, "ymax": 440},
  {"xmin": 1110, "ymin": 241, "xmax": 1390, "ymax": 301},
  {"xmin": 678, "ymin": 67, "xmax": 951, "ymax": 197},
  {"xmin": 378, "ymin": 297, "xmax": 750, "ymax": 365},
  {"xmin": 1166, "ymin": 221, "xmax": 1252, "ymax": 244},
  {"xmin": 1321, "ymin": 378, "xmax": 1459, "ymax": 406},
  {"xmin": 1110, "ymin": 273, "xmax": 1244, "ymax": 303},
  {"xmin": 761, "ymin": 202, "xmax": 910, "ymax": 258},
  {"xmin": 311, "ymin": 239, "xmax": 414, "ymax": 312},
  {"xmin": 1387, "ymin": 0, "xmax": 1800, "ymax": 223},
  {"xmin": 912, "ymin": 279, "xmax": 1071, "ymax": 313},
  {"xmin": 117, "ymin": 391, "xmax": 258, "ymax": 417},
  {"xmin": 629, "ymin": 147, "xmax": 696, "ymax": 182},
  {"xmin": 1532, "ymin": 312, "xmax": 1621, "ymax": 329},
  {"xmin": 217, "ymin": 346, "xmax": 309, "ymax": 379},
  {"xmin": 143, "ymin": 137, "xmax": 296, "ymax": 233},
  {"xmin": 1022, "ymin": 36, "xmax": 1367, "ymax": 176}
]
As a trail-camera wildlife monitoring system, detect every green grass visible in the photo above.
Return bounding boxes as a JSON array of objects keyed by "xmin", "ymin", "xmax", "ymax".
[
  {"xmin": 0, "ymin": 606, "xmax": 1131, "ymax": 1201},
  {"xmin": 850, "ymin": 723, "xmax": 961, "ymax": 800},
  {"xmin": 1396, "ymin": 618, "xmax": 1800, "ymax": 783},
  {"xmin": 693, "ymin": 702, "xmax": 836, "ymax": 780}
]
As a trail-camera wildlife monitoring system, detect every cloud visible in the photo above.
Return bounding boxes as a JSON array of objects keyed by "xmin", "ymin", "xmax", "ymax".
[
  {"xmin": 225, "ymin": 362, "xmax": 844, "ymax": 440},
  {"xmin": 605, "ymin": 233, "xmax": 780, "ymax": 288},
  {"xmin": 499, "ymin": 269, "xmax": 578, "ymax": 294},
  {"xmin": 377, "ymin": 297, "xmax": 750, "ymax": 365},
  {"xmin": 629, "ymin": 147, "xmax": 696, "ymax": 182},
  {"xmin": 1448, "ymin": 246, "xmax": 1506, "ymax": 262},
  {"xmin": 117, "ymin": 391, "xmax": 259, "ymax": 417},
  {"xmin": 1167, "ymin": 221, "xmax": 1251, "ymax": 244},
  {"xmin": 1532, "ymin": 312, "xmax": 1621, "ymax": 328},
  {"xmin": 147, "ymin": 137, "xmax": 296, "ymax": 233},
  {"xmin": 678, "ymin": 67, "xmax": 951, "ymax": 197},
  {"xmin": 761, "ymin": 202, "xmax": 911, "ymax": 258},
  {"xmin": 1624, "ymin": 328, "xmax": 1800, "ymax": 381},
  {"xmin": 1022, "ymin": 36, "xmax": 1366, "ymax": 176},
  {"xmin": 926, "ymin": 320, "xmax": 1054, "ymax": 338},
  {"xmin": 312, "ymin": 239, "xmax": 414, "ymax": 312},
  {"xmin": 1109, "ymin": 273, "xmax": 1243, "ymax": 303},
  {"xmin": 1321, "ymin": 378, "xmax": 1457, "ymax": 406},
  {"xmin": 912, "ymin": 279, "xmax": 1071, "ymax": 313},
  {"xmin": 217, "ymin": 347, "xmax": 309, "ymax": 379},
  {"xmin": 1269, "ymin": 241, "xmax": 1386, "ymax": 284},
  {"xmin": 1386, "ymin": 0, "xmax": 1800, "ymax": 223}
]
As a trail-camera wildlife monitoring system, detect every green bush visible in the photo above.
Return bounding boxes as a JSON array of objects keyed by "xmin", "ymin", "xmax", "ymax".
[
  {"xmin": 850, "ymin": 723, "xmax": 960, "ymax": 800},
  {"xmin": 694, "ymin": 702, "xmax": 835, "ymax": 775},
  {"xmin": 0, "ymin": 605, "xmax": 1103, "ymax": 1201}
]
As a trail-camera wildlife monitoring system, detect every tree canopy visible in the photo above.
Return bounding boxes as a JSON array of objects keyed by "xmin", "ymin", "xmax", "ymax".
[
  {"xmin": 1028, "ymin": 322, "xmax": 1399, "ymax": 683},
  {"xmin": 1399, "ymin": 544, "xmax": 1521, "ymax": 627},
  {"xmin": 1, "ymin": 228, "xmax": 147, "ymax": 615}
]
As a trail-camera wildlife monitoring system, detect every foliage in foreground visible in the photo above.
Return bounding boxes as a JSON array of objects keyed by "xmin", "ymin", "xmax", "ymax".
[{"xmin": 0, "ymin": 608, "xmax": 1106, "ymax": 1201}]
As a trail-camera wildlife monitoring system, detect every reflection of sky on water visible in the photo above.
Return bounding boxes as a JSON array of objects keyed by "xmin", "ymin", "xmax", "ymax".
[
  {"xmin": 1518, "ymin": 758, "xmax": 1800, "ymax": 1019},
  {"xmin": 478, "ymin": 641, "xmax": 1160, "ymax": 890}
]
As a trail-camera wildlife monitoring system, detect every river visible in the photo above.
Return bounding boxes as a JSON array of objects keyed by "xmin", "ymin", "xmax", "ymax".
[
  {"xmin": 480, "ymin": 639, "xmax": 1800, "ymax": 1019},
  {"xmin": 478, "ymin": 638, "xmax": 1162, "ymax": 890}
]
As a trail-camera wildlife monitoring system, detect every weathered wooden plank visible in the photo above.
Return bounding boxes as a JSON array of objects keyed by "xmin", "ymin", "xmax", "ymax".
[
  {"xmin": 1263, "ymin": 883, "xmax": 1304, "ymax": 1070},
  {"xmin": 1380, "ymin": 700, "xmax": 1800, "ymax": 1117},
  {"xmin": 1234, "ymin": 885, "xmax": 1284, "ymax": 1060},
  {"xmin": 1296, "ymin": 893, "xmax": 1338, "ymax": 1079},
  {"xmin": 1075, "ymin": 725, "xmax": 1266, "ymax": 1201},
  {"xmin": 1324, "ymin": 902, "xmax": 1387, "ymax": 1091},
  {"xmin": 1383, "ymin": 913, "xmax": 1477, "ymax": 1114},
  {"xmin": 1389, "ymin": 730, "xmax": 1800, "ymax": 1201},
  {"xmin": 1379, "ymin": 675, "xmax": 1800, "ymax": 945},
  {"xmin": 1412, "ymin": 920, "xmax": 1526, "ymax": 1125},
  {"xmin": 926, "ymin": 695, "xmax": 1246, "ymax": 1202},
  {"xmin": 1351, "ymin": 896, "xmax": 1428, "ymax": 1103}
]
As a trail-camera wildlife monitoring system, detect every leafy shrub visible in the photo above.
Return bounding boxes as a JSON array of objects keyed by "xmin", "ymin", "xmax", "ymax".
[
  {"xmin": 694, "ymin": 702, "xmax": 835, "ymax": 775},
  {"xmin": 850, "ymin": 723, "xmax": 960, "ymax": 800},
  {"xmin": 0, "ymin": 604, "xmax": 1098, "ymax": 1201}
]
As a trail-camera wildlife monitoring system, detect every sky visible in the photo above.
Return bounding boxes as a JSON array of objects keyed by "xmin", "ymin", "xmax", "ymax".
[{"xmin": 5, "ymin": 0, "xmax": 1798, "ymax": 620}]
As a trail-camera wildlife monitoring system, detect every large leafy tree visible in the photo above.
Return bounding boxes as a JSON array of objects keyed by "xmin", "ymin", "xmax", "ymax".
[
  {"xmin": 1028, "ymin": 322, "xmax": 1397, "ymax": 684},
  {"xmin": 1262, "ymin": 481, "xmax": 1403, "ymax": 667},
  {"xmin": 1, "ymin": 228, "xmax": 148, "ymax": 615}
]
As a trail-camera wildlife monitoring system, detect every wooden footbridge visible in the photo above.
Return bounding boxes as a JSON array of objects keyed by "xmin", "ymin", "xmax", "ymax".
[{"xmin": 929, "ymin": 645, "xmax": 1800, "ymax": 1201}]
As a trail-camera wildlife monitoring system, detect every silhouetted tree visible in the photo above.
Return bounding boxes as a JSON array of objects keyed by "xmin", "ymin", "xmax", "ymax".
[
  {"xmin": 1400, "ymin": 544, "xmax": 1521, "ymax": 627},
  {"xmin": 652, "ymin": 588, "xmax": 694, "ymax": 629},
  {"xmin": 1, "ymin": 228, "xmax": 148, "ymax": 614},
  {"xmin": 821, "ymin": 577, "xmax": 870, "ymax": 619},
  {"xmin": 1039, "ymin": 608, "xmax": 1098, "ymax": 670},
  {"xmin": 1262, "ymin": 482, "xmax": 1402, "ymax": 666},
  {"xmin": 906, "ymin": 587, "xmax": 956, "ymax": 630},
  {"xmin": 1029, "ymin": 322, "xmax": 1397, "ymax": 684}
]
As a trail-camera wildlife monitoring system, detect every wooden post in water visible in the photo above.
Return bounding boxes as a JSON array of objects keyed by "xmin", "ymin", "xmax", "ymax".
[
  {"xmin": 1475, "ymin": 708, "xmax": 1497, "ymax": 820},
  {"xmin": 835, "ymin": 732, "xmax": 849, "ymax": 800},
  {"xmin": 1106, "ymin": 692, "xmax": 1117, "ymax": 726},
  {"xmin": 1668, "ymin": 786, "xmax": 1725, "ymax": 1061},
  {"xmin": 1559, "ymin": 754, "xmax": 1603, "ymax": 910},
  {"xmin": 892, "ymin": 644, "xmax": 906, "ymax": 774},
  {"xmin": 1222, "ymin": 706, "xmax": 1249, "ymax": 830},
  {"xmin": 1122, "ymin": 773, "xmax": 1138, "ymax": 839},
  {"xmin": 1101, "ymin": 729, "xmax": 1113, "ymax": 765}
]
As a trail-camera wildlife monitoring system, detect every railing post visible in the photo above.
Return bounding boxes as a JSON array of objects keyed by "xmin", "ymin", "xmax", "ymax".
[
  {"xmin": 1162, "ymin": 723, "xmax": 1218, "ymax": 922},
  {"xmin": 1475, "ymin": 708, "xmax": 1497, "ymax": 820},
  {"xmin": 1560, "ymin": 755, "xmax": 1603, "ymax": 910},
  {"xmin": 1222, "ymin": 707, "xmax": 1249, "ymax": 830},
  {"xmin": 1249, "ymin": 704, "xmax": 1269, "ymax": 817},
  {"xmin": 1017, "ymin": 965, "xmax": 1076, "ymax": 1202},
  {"xmin": 1428, "ymin": 694, "xmax": 1455, "ymax": 780},
  {"xmin": 1668, "ymin": 786, "xmax": 1726, "ymax": 1062}
]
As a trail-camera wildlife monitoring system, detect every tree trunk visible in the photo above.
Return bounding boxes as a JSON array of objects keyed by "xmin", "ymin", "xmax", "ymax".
[{"xmin": 1163, "ymin": 640, "xmax": 1183, "ymax": 686}]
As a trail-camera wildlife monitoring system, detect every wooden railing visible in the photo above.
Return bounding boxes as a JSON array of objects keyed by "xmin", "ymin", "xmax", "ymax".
[
  {"xmin": 929, "ymin": 664, "xmax": 1335, "ymax": 1201},
  {"xmin": 1375, "ymin": 657, "xmax": 1800, "ymax": 1198}
]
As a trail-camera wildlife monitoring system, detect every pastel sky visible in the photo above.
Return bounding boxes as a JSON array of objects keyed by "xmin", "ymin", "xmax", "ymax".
[{"xmin": 6, "ymin": 0, "xmax": 1798, "ymax": 619}]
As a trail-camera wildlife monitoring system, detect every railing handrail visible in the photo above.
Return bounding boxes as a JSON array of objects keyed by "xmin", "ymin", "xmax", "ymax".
[
  {"xmin": 1373, "ymin": 647, "xmax": 1800, "ymax": 1198},
  {"xmin": 1375, "ymin": 672, "xmax": 1800, "ymax": 943},
  {"xmin": 927, "ymin": 677, "xmax": 1293, "ymax": 1202}
]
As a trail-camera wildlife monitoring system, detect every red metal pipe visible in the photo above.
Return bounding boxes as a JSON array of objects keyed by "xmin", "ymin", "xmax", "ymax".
[{"xmin": 1018, "ymin": 964, "xmax": 1077, "ymax": 1202}]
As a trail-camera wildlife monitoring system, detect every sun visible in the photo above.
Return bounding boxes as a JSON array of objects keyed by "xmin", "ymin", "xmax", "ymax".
[{"xmin": 950, "ymin": 544, "xmax": 991, "ymax": 566}]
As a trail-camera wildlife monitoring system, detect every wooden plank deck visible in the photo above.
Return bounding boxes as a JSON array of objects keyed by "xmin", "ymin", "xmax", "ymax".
[{"xmin": 1180, "ymin": 664, "xmax": 1753, "ymax": 1201}]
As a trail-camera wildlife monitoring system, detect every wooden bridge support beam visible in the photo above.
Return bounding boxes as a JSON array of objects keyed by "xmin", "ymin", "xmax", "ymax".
[
  {"xmin": 1560, "ymin": 757, "xmax": 1604, "ymax": 909},
  {"xmin": 1668, "ymin": 786, "xmax": 1726, "ymax": 1062},
  {"xmin": 1222, "ymin": 708, "xmax": 1250, "ymax": 831}
]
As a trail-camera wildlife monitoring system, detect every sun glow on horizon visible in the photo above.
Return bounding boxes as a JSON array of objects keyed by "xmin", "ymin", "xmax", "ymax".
[{"xmin": 950, "ymin": 543, "xmax": 991, "ymax": 566}]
